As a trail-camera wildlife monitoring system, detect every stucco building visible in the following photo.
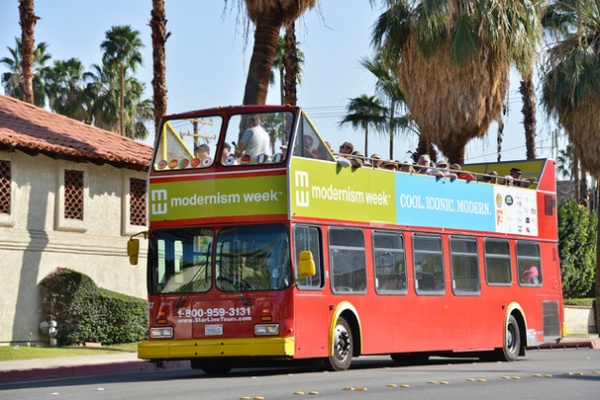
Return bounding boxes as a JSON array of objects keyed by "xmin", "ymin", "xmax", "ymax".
[{"xmin": 0, "ymin": 95, "xmax": 153, "ymax": 345}]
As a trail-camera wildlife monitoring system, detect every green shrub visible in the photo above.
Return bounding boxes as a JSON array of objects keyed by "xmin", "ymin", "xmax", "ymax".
[
  {"xmin": 563, "ymin": 298, "xmax": 595, "ymax": 307},
  {"xmin": 558, "ymin": 199, "xmax": 597, "ymax": 298},
  {"xmin": 39, "ymin": 268, "xmax": 147, "ymax": 346}
]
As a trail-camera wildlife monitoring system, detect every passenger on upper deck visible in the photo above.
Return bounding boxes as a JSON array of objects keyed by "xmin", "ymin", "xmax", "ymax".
[
  {"xmin": 400, "ymin": 160, "xmax": 415, "ymax": 173},
  {"xmin": 510, "ymin": 167, "xmax": 527, "ymax": 187},
  {"xmin": 451, "ymin": 163, "xmax": 474, "ymax": 181},
  {"xmin": 339, "ymin": 142, "xmax": 353, "ymax": 155},
  {"xmin": 371, "ymin": 154, "xmax": 383, "ymax": 169},
  {"xmin": 196, "ymin": 143, "xmax": 210, "ymax": 160},
  {"xmin": 221, "ymin": 142, "xmax": 237, "ymax": 165},
  {"xmin": 235, "ymin": 115, "xmax": 270, "ymax": 160},
  {"xmin": 481, "ymin": 171, "xmax": 498, "ymax": 184},
  {"xmin": 416, "ymin": 154, "xmax": 445, "ymax": 177}
]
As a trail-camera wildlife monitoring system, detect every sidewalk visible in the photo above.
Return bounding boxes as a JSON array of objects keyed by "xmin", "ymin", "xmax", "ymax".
[
  {"xmin": 0, "ymin": 352, "xmax": 189, "ymax": 384},
  {"xmin": 1, "ymin": 336, "xmax": 598, "ymax": 384}
]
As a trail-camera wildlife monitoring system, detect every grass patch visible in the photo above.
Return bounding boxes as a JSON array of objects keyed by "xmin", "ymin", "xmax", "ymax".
[{"xmin": 0, "ymin": 343, "xmax": 137, "ymax": 362}]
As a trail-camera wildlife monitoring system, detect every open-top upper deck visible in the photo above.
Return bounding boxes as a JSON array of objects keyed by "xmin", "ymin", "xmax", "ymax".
[{"xmin": 148, "ymin": 105, "xmax": 557, "ymax": 240}]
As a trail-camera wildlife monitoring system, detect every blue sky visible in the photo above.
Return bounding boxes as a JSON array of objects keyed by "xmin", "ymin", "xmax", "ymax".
[{"xmin": 0, "ymin": 1, "xmax": 566, "ymax": 163}]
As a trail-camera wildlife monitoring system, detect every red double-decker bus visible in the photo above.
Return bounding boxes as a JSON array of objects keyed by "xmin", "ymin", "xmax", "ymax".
[{"xmin": 129, "ymin": 105, "xmax": 563, "ymax": 374}]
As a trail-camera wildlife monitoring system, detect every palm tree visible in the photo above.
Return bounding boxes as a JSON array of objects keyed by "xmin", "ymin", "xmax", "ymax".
[
  {"xmin": 19, "ymin": 0, "xmax": 38, "ymax": 104},
  {"xmin": 1, "ymin": 38, "xmax": 51, "ymax": 107},
  {"xmin": 339, "ymin": 95, "xmax": 387, "ymax": 156},
  {"xmin": 45, "ymin": 58, "xmax": 89, "ymax": 121},
  {"xmin": 371, "ymin": 0, "xmax": 541, "ymax": 164},
  {"xmin": 361, "ymin": 54, "xmax": 413, "ymax": 159},
  {"xmin": 283, "ymin": 22, "xmax": 300, "ymax": 106},
  {"xmin": 540, "ymin": 0, "xmax": 600, "ymax": 335},
  {"xmin": 270, "ymin": 34, "xmax": 304, "ymax": 105},
  {"xmin": 241, "ymin": 0, "xmax": 316, "ymax": 105},
  {"xmin": 150, "ymin": 0, "xmax": 169, "ymax": 134},
  {"xmin": 100, "ymin": 25, "xmax": 144, "ymax": 136}
]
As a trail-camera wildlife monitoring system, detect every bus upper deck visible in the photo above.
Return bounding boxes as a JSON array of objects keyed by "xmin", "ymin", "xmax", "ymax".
[{"xmin": 149, "ymin": 105, "xmax": 556, "ymax": 242}]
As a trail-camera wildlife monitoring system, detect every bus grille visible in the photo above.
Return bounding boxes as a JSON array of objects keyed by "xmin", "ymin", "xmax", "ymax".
[{"xmin": 542, "ymin": 301, "xmax": 561, "ymax": 337}]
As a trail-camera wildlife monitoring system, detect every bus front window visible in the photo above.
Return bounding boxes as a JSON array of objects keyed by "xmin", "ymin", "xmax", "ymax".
[
  {"xmin": 216, "ymin": 225, "xmax": 291, "ymax": 291},
  {"xmin": 149, "ymin": 229, "xmax": 214, "ymax": 294}
]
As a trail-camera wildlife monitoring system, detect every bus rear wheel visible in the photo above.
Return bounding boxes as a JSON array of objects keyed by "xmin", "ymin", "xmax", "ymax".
[
  {"xmin": 325, "ymin": 317, "xmax": 353, "ymax": 371},
  {"xmin": 481, "ymin": 315, "xmax": 521, "ymax": 362}
]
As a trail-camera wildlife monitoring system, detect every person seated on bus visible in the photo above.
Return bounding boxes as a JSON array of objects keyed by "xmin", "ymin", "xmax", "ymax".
[
  {"xmin": 522, "ymin": 265, "xmax": 540, "ymax": 285},
  {"xmin": 504, "ymin": 175, "xmax": 514, "ymax": 186},
  {"xmin": 301, "ymin": 136, "xmax": 320, "ymax": 159},
  {"xmin": 370, "ymin": 154, "xmax": 383, "ymax": 169},
  {"xmin": 417, "ymin": 154, "xmax": 445, "ymax": 177},
  {"xmin": 382, "ymin": 160, "xmax": 398, "ymax": 171},
  {"xmin": 450, "ymin": 163, "xmax": 475, "ymax": 181},
  {"xmin": 400, "ymin": 160, "xmax": 415, "ymax": 173},
  {"xmin": 481, "ymin": 170, "xmax": 498, "ymax": 184},
  {"xmin": 349, "ymin": 150, "xmax": 365, "ymax": 167},
  {"xmin": 510, "ymin": 167, "xmax": 527, "ymax": 187},
  {"xmin": 234, "ymin": 115, "xmax": 270, "ymax": 160},
  {"xmin": 196, "ymin": 143, "xmax": 210, "ymax": 161},
  {"xmin": 338, "ymin": 141, "xmax": 353, "ymax": 155},
  {"xmin": 220, "ymin": 142, "xmax": 237, "ymax": 165},
  {"xmin": 436, "ymin": 159, "xmax": 457, "ymax": 179}
]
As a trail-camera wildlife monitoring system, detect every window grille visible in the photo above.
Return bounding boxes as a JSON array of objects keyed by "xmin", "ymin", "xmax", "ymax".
[
  {"xmin": 0, "ymin": 160, "xmax": 10, "ymax": 214},
  {"xmin": 64, "ymin": 169, "xmax": 84, "ymax": 220},
  {"xmin": 130, "ymin": 178, "xmax": 147, "ymax": 226}
]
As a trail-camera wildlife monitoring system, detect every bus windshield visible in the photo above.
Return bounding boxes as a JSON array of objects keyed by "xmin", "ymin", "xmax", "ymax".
[
  {"xmin": 216, "ymin": 224, "xmax": 291, "ymax": 291},
  {"xmin": 153, "ymin": 110, "xmax": 295, "ymax": 170},
  {"xmin": 149, "ymin": 228, "xmax": 214, "ymax": 294}
]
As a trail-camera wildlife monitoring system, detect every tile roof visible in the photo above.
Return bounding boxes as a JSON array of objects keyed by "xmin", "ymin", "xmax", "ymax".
[{"xmin": 0, "ymin": 94, "xmax": 153, "ymax": 171}]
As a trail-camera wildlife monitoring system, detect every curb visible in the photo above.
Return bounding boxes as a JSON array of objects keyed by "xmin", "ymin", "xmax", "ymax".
[
  {"xmin": 532, "ymin": 338, "xmax": 600, "ymax": 350},
  {"xmin": 0, "ymin": 360, "xmax": 189, "ymax": 384}
]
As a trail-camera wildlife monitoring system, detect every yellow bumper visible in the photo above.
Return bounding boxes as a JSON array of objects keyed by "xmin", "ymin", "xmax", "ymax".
[{"xmin": 138, "ymin": 337, "xmax": 295, "ymax": 360}]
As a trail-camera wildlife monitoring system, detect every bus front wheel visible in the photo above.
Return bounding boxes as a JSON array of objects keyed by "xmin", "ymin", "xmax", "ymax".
[{"xmin": 325, "ymin": 317, "xmax": 353, "ymax": 371}]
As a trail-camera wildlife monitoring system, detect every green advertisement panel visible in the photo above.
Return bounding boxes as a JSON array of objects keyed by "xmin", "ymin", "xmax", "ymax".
[
  {"xmin": 149, "ymin": 174, "xmax": 288, "ymax": 222},
  {"xmin": 289, "ymin": 157, "xmax": 396, "ymax": 224}
]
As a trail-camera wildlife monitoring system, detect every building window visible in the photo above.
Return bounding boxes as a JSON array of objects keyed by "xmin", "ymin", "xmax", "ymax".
[
  {"xmin": 0, "ymin": 160, "xmax": 10, "ymax": 214},
  {"xmin": 64, "ymin": 169, "xmax": 84, "ymax": 220},
  {"xmin": 129, "ymin": 178, "xmax": 146, "ymax": 226}
]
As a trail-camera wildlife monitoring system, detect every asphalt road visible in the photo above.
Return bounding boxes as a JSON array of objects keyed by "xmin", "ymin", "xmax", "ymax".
[{"xmin": 1, "ymin": 349, "xmax": 599, "ymax": 400}]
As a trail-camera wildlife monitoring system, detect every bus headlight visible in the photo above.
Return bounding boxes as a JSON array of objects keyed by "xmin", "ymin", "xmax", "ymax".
[
  {"xmin": 255, "ymin": 324, "xmax": 280, "ymax": 336},
  {"xmin": 150, "ymin": 327, "xmax": 173, "ymax": 338}
]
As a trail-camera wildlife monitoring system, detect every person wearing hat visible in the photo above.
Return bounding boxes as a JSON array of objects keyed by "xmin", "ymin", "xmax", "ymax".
[
  {"xmin": 371, "ymin": 154, "xmax": 383, "ymax": 169},
  {"xmin": 450, "ymin": 163, "xmax": 474, "ymax": 181},
  {"xmin": 400, "ymin": 160, "xmax": 415, "ymax": 173},
  {"xmin": 339, "ymin": 141, "xmax": 354, "ymax": 155},
  {"xmin": 349, "ymin": 150, "xmax": 365, "ymax": 167},
  {"xmin": 482, "ymin": 170, "xmax": 498, "ymax": 184},
  {"xmin": 510, "ymin": 167, "xmax": 526, "ymax": 187}
]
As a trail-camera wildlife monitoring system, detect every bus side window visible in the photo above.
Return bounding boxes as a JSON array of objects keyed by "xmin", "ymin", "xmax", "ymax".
[
  {"xmin": 294, "ymin": 225, "xmax": 323, "ymax": 289},
  {"xmin": 450, "ymin": 236, "xmax": 480, "ymax": 295},
  {"xmin": 373, "ymin": 231, "xmax": 407, "ymax": 294},
  {"xmin": 517, "ymin": 241, "xmax": 542, "ymax": 286},
  {"xmin": 413, "ymin": 234, "xmax": 444, "ymax": 295},
  {"xmin": 329, "ymin": 228, "xmax": 366, "ymax": 294},
  {"xmin": 484, "ymin": 239, "xmax": 512, "ymax": 285}
]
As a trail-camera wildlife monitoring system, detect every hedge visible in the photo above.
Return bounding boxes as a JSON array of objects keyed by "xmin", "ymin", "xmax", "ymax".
[{"xmin": 38, "ymin": 268, "xmax": 147, "ymax": 346}]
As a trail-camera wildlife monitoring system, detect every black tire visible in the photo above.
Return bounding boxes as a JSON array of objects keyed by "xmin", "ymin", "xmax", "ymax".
[
  {"xmin": 190, "ymin": 359, "xmax": 231, "ymax": 375},
  {"xmin": 325, "ymin": 317, "xmax": 353, "ymax": 371},
  {"xmin": 481, "ymin": 315, "xmax": 521, "ymax": 362}
]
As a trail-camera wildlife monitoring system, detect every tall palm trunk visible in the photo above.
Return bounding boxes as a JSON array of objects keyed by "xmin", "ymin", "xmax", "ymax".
[
  {"xmin": 151, "ymin": 0, "xmax": 168, "ymax": 135},
  {"xmin": 520, "ymin": 67, "xmax": 537, "ymax": 160},
  {"xmin": 283, "ymin": 22, "xmax": 297, "ymax": 106},
  {"xmin": 574, "ymin": 153, "xmax": 581, "ymax": 204},
  {"xmin": 580, "ymin": 166, "xmax": 589, "ymax": 208},
  {"xmin": 120, "ymin": 67, "xmax": 125, "ymax": 136},
  {"xmin": 19, "ymin": 0, "xmax": 37, "ymax": 104},
  {"xmin": 388, "ymin": 101, "xmax": 395, "ymax": 159},
  {"xmin": 243, "ymin": 9, "xmax": 282, "ymax": 105},
  {"xmin": 596, "ymin": 176, "xmax": 600, "ymax": 336}
]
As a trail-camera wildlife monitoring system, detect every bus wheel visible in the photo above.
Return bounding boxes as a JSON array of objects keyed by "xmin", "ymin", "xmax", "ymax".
[
  {"xmin": 482, "ymin": 315, "xmax": 521, "ymax": 362},
  {"xmin": 325, "ymin": 317, "xmax": 353, "ymax": 371}
]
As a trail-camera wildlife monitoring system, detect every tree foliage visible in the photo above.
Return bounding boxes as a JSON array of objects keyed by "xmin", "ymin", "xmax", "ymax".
[{"xmin": 558, "ymin": 199, "xmax": 597, "ymax": 298}]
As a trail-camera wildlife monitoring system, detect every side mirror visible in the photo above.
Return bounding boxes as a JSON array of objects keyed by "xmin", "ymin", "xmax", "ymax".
[
  {"xmin": 127, "ymin": 238, "xmax": 140, "ymax": 265},
  {"xmin": 297, "ymin": 250, "xmax": 316, "ymax": 279}
]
